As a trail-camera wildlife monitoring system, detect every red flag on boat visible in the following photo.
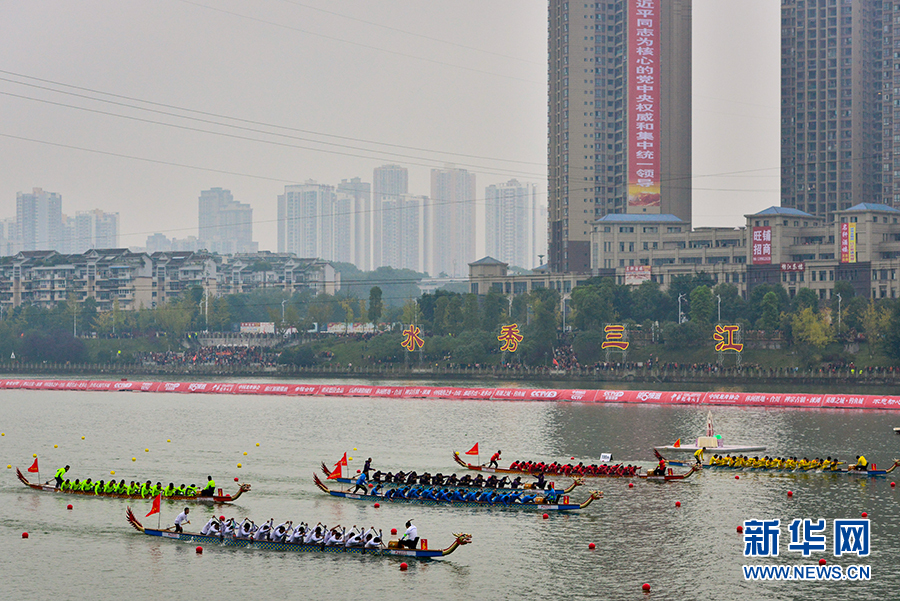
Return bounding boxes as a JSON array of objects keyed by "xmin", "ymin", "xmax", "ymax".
[
  {"xmin": 145, "ymin": 493, "xmax": 161, "ymax": 517},
  {"xmin": 27, "ymin": 457, "xmax": 39, "ymax": 473},
  {"xmin": 673, "ymin": 438, "xmax": 681, "ymax": 448},
  {"xmin": 465, "ymin": 443, "xmax": 479, "ymax": 456},
  {"xmin": 333, "ymin": 452, "xmax": 348, "ymax": 468},
  {"xmin": 326, "ymin": 465, "xmax": 342, "ymax": 479}
]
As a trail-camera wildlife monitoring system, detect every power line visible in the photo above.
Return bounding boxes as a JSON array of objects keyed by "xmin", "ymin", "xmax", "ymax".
[
  {"xmin": 0, "ymin": 69, "xmax": 545, "ymax": 167},
  {"xmin": 0, "ymin": 89, "xmax": 546, "ymax": 180}
]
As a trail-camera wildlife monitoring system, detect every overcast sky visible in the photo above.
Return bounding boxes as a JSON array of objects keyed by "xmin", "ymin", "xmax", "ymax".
[{"xmin": 0, "ymin": 0, "xmax": 780, "ymax": 252}]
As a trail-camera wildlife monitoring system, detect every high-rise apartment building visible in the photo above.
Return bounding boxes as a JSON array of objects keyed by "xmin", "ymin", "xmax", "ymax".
[
  {"xmin": 380, "ymin": 193, "xmax": 430, "ymax": 273},
  {"xmin": 75, "ymin": 209, "xmax": 120, "ymax": 251},
  {"xmin": 781, "ymin": 0, "xmax": 887, "ymax": 222},
  {"xmin": 430, "ymin": 166, "xmax": 476, "ymax": 277},
  {"xmin": 198, "ymin": 188, "xmax": 257, "ymax": 255},
  {"xmin": 486, "ymin": 179, "xmax": 541, "ymax": 268},
  {"xmin": 373, "ymin": 164, "xmax": 409, "ymax": 268},
  {"xmin": 16, "ymin": 188, "xmax": 63, "ymax": 251},
  {"xmin": 335, "ymin": 177, "xmax": 372, "ymax": 269},
  {"xmin": 547, "ymin": 0, "xmax": 692, "ymax": 273},
  {"xmin": 277, "ymin": 181, "xmax": 335, "ymax": 259}
]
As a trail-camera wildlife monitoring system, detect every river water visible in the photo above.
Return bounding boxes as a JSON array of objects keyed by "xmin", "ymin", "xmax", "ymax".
[{"xmin": 3, "ymin": 379, "xmax": 900, "ymax": 600}]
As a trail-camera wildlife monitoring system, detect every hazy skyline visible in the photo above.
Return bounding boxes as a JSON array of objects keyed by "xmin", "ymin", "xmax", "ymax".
[{"xmin": 0, "ymin": 1, "xmax": 779, "ymax": 253}]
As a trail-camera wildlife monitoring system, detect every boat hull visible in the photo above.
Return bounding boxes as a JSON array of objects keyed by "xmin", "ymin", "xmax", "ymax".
[
  {"xmin": 139, "ymin": 528, "xmax": 449, "ymax": 558},
  {"xmin": 17, "ymin": 468, "xmax": 247, "ymax": 503},
  {"xmin": 331, "ymin": 476, "xmax": 573, "ymax": 495},
  {"xmin": 322, "ymin": 490, "xmax": 586, "ymax": 511},
  {"xmin": 666, "ymin": 461, "xmax": 898, "ymax": 476}
]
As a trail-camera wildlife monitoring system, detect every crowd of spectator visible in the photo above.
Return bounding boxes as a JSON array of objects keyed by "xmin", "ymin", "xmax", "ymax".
[{"xmin": 138, "ymin": 345, "xmax": 279, "ymax": 367}]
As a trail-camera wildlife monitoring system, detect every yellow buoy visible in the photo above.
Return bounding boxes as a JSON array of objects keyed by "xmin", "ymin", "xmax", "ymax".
[
  {"xmin": 132, "ymin": 457, "xmax": 136, "ymax": 462},
  {"xmin": 7, "ymin": 465, "xmax": 11, "ymax": 469},
  {"xmin": 256, "ymin": 443, "xmax": 260, "ymax": 447},
  {"xmin": 81, "ymin": 436, "xmax": 85, "ymax": 440},
  {"xmin": 110, "ymin": 470, "xmax": 115, "ymax": 475},
  {"xmin": 243, "ymin": 452, "xmax": 247, "ymax": 456},
  {"xmin": 353, "ymin": 448, "xmax": 357, "ymax": 451},
  {"xmin": 167, "ymin": 439, "xmax": 171, "ymax": 443},
  {"xmin": 1, "ymin": 432, "xmax": 5, "ymax": 436},
  {"xmin": 237, "ymin": 463, "xmax": 242, "ymax": 468},
  {"xmin": 145, "ymin": 449, "xmax": 149, "ymax": 452},
  {"xmin": 32, "ymin": 453, "xmax": 36, "ymax": 458},
  {"xmin": 54, "ymin": 445, "xmax": 58, "ymax": 448}
]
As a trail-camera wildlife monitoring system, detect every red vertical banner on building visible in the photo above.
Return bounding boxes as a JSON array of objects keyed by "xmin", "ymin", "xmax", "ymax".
[
  {"xmin": 751, "ymin": 226, "xmax": 772, "ymax": 265},
  {"xmin": 840, "ymin": 222, "xmax": 856, "ymax": 263},
  {"xmin": 628, "ymin": 0, "xmax": 661, "ymax": 210}
]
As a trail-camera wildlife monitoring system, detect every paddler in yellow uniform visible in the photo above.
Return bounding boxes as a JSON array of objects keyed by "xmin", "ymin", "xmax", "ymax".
[
  {"xmin": 851, "ymin": 455, "xmax": 868, "ymax": 471},
  {"xmin": 54, "ymin": 465, "xmax": 70, "ymax": 489},
  {"xmin": 693, "ymin": 447, "xmax": 706, "ymax": 466}
]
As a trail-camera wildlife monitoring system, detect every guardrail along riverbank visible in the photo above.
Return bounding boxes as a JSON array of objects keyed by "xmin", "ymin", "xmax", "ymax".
[{"xmin": 1, "ymin": 361, "xmax": 899, "ymax": 387}]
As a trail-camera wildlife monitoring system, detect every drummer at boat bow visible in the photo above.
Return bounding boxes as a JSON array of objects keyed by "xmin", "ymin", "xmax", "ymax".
[
  {"xmin": 200, "ymin": 476, "xmax": 216, "ymax": 497},
  {"xmin": 400, "ymin": 520, "xmax": 418, "ymax": 549},
  {"xmin": 852, "ymin": 455, "xmax": 869, "ymax": 471},
  {"xmin": 54, "ymin": 465, "xmax": 70, "ymax": 488},
  {"xmin": 489, "ymin": 450, "xmax": 501, "ymax": 469}
]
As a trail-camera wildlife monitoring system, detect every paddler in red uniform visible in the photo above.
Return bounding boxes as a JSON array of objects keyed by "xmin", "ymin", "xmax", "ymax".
[{"xmin": 489, "ymin": 450, "xmax": 501, "ymax": 469}]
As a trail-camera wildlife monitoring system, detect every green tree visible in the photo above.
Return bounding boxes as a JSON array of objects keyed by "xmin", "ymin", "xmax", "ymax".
[
  {"xmin": 481, "ymin": 289, "xmax": 506, "ymax": 333},
  {"xmin": 443, "ymin": 296, "xmax": 463, "ymax": 335},
  {"xmin": 711, "ymin": 283, "xmax": 745, "ymax": 323},
  {"xmin": 861, "ymin": 301, "xmax": 891, "ymax": 356},
  {"xmin": 154, "ymin": 299, "xmax": 193, "ymax": 340},
  {"xmin": 431, "ymin": 296, "xmax": 450, "ymax": 336},
  {"xmin": 367, "ymin": 286, "xmax": 383, "ymax": 324},
  {"xmin": 570, "ymin": 280, "xmax": 616, "ymax": 331},
  {"xmin": 792, "ymin": 307, "xmax": 834, "ymax": 350},
  {"xmin": 791, "ymin": 288, "xmax": 819, "ymax": 314},
  {"xmin": 689, "ymin": 285, "xmax": 714, "ymax": 323},
  {"xmin": 461, "ymin": 294, "xmax": 480, "ymax": 332},
  {"xmin": 757, "ymin": 291, "xmax": 781, "ymax": 331}
]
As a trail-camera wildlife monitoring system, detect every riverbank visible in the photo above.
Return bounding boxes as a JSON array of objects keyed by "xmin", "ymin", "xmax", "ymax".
[{"xmin": 4, "ymin": 361, "xmax": 900, "ymax": 391}]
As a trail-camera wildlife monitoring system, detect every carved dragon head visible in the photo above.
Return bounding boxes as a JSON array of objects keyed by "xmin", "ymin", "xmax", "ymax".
[{"xmin": 453, "ymin": 532, "xmax": 473, "ymax": 545}]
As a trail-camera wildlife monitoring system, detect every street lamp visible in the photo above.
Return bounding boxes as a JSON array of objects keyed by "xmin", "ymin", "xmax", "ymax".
[
  {"xmin": 678, "ymin": 293, "xmax": 686, "ymax": 324},
  {"xmin": 716, "ymin": 294, "xmax": 721, "ymax": 323},
  {"xmin": 281, "ymin": 298, "xmax": 286, "ymax": 324}
]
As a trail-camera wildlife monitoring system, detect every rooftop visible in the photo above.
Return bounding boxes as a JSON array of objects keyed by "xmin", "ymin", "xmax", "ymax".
[
  {"xmin": 747, "ymin": 206, "xmax": 815, "ymax": 218},
  {"xmin": 844, "ymin": 203, "xmax": 900, "ymax": 213},
  {"xmin": 595, "ymin": 213, "xmax": 685, "ymax": 223}
]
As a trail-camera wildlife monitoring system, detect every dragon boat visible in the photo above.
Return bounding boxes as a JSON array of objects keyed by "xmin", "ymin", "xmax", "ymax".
[
  {"xmin": 17, "ymin": 468, "xmax": 250, "ymax": 504},
  {"xmin": 313, "ymin": 473, "xmax": 601, "ymax": 512},
  {"xmin": 665, "ymin": 459, "xmax": 900, "ymax": 477},
  {"xmin": 125, "ymin": 508, "xmax": 471, "ymax": 559},
  {"xmin": 636, "ymin": 465, "xmax": 700, "ymax": 482},
  {"xmin": 453, "ymin": 452, "xmax": 642, "ymax": 478},
  {"xmin": 321, "ymin": 463, "xmax": 583, "ymax": 495}
]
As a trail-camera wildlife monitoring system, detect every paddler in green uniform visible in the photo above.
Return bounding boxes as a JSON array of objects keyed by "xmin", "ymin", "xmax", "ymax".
[{"xmin": 54, "ymin": 465, "xmax": 70, "ymax": 489}]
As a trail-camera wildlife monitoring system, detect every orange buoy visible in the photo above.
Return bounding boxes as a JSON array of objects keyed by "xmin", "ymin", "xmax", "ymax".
[
  {"xmin": 787, "ymin": 491, "xmax": 793, "ymax": 497},
  {"xmin": 819, "ymin": 558, "xmax": 826, "ymax": 565},
  {"xmin": 22, "ymin": 532, "xmax": 28, "ymax": 538},
  {"xmin": 588, "ymin": 542, "xmax": 596, "ymax": 550},
  {"xmin": 67, "ymin": 504, "xmax": 73, "ymax": 510},
  {"xmin": 642, "ymin": 583, "xmax": 651, "ymax": 592},
  {"xmin": 735, "ymin": 475, "xmax": 740, "ymax": 479},
  {"xmin": 892, "ymin": 482, "xmax": 896, "ymax": 487},
  {"xmin": 234, "ymin": 477, "xmax": 239, "ymax": 482},
  {"xmin": 391, "ymin": 528, "xmax": 397, "ymax": 535},
  {"xmin": 862, "ymin": 512, "xmax": 868, "ymax": 518},
  {"xmin": 196, "ymin": 546, "xmax": 203, "ymax": 554},
  {"xmin": 542, "ymin": 513, "xmax": 549, "ymax": 519},
  {"xmin": 736, "ymin": 525, "xmax": 743, "ymax": 533},
  {"xmin": 628, "ymin": 482, "xmax": 633, "ymax": 488},
  {"xmin": 374, "ymin": 502, "xmax": 380, "ymax": 508},
  {"xmin": 400, "ymin": 562, "xmax": 408, "ymax": 571},
  {"xmin": 675, "ymin": 501, "xmax": 681, "ymax": 507}
]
